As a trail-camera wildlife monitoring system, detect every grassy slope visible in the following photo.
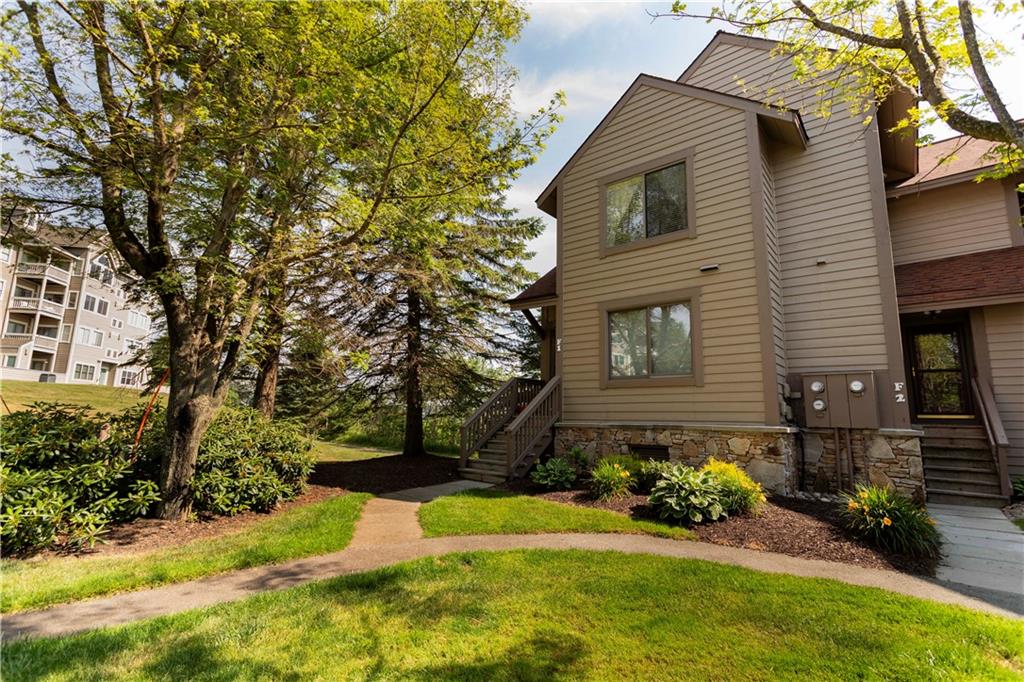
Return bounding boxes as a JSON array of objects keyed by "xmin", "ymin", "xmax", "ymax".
[
  {"xmin": 419, "ymin": 489, "xmax": 693, "ymax": 540},
  {"xmin": 5, "ymin": 550, "xmax": 1021, "ymax": 680},
  {"xmin": 1014, "ymin": 518, "xmax": 1024, "ymax": 532},
  {"xmin": 2, "ymin": 493, "xmax": 371, "ymax": 614},
  {"xmin": 0, "ymin": 379, "xmax": 158, "ymax": 413},
  {"xmin": 310, "ymin": 441, "xmax": 400, "ymax": 462}
]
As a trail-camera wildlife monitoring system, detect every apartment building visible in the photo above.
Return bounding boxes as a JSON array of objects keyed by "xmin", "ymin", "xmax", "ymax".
[
  {"xmin": 0, "ymin": 218, "xmax": 154, "ymax": 387},
  {"xmin": 459, "ymin": 32, "xmax": 1023, "ymax": 508}
]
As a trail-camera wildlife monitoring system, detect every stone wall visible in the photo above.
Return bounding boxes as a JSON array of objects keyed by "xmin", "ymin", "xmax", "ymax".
[
  {"xmin": 800, "ymin": 430, "xmax": 924, "ymax": 501},
  {"xmin": 555, "ymin": 425, "xmax": 924, "ymax": 499},
  {"xmin": 554, "ymin": 426, "xmax": 798, "ymax": 494}
]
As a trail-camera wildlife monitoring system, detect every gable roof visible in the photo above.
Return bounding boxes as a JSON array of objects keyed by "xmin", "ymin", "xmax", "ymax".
[
  {"xmin": 677, "ymin": 31, "xmax": 779, "ymax": 84},
  {"xmin": 887, "ymin": 133, "xmax": 1003, "ymax": 197},
  {"xmin": 534, "ymin": 73, "xmax": 807, "ymax": 216}
]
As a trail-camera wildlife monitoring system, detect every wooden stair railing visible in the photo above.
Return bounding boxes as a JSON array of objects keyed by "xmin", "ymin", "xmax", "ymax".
[
  {"xmin": 971, "ymin": 377, "xmax": 1012, "ymax": 498},
  {"xmin": 505, "ymin": 376, "xmax": 562, "ymax": 477},
  {"xmin": 460, "ymin": 377, "xmax": 544, "ymax": 468}
]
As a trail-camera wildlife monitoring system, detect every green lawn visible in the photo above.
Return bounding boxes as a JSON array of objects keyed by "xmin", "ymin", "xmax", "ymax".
[
  {"xmin": 419, "ymin": 489, "xmax": 693, "ymax": 540},
  {"xmin": 1013, "ymin": 518, "xmax": 1024, "ymax": 532},
  {"xmin": 5, "ymin": 550, "xmax": 1021, "ymax": 680},
  {"xmin": 2, "ymin": 493, "xmax": 370, "ymax": 614},
  {"xmin": 0, "ymin": 379, "xmax": 159, "ymax": 413},
  {"xmin": 311, "ymin": 440, "xmax": 400, "ymax": 462}
]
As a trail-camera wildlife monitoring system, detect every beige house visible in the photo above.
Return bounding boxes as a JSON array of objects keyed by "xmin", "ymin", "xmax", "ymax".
[
  {"xmin": 0, "ymin": 218, "xmax": 154, "ymax": 387},
  {"xmin": 460, "ymin": 32, "xmax": 1022, "ymax": 507}
]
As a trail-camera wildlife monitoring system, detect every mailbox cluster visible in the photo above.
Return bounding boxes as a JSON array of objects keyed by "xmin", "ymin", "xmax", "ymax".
[{"xmin": 801, "ymin": 372, "xmax": 879, "ymax": 429}]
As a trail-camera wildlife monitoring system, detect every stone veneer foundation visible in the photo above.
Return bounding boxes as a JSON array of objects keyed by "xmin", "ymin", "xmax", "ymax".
[
  {"xmin": 554, "ymin": 425, "xmax": 925, "ymax": 499},
  {"xmin": 555, "ymin": 425, "xmax": 799, "ymax": 494}
]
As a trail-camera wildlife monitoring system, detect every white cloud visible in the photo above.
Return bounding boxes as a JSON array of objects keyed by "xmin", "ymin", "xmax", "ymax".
[
  {"xmin": 513, "ymin": 67, "xmax": 629, "ymax": 117},
  {"xmin": 525, "ymin": 1, "xmax": 652, "ymax": 43},
  {"xmin": 505, "ymin": 185, "xmax": 557, "ymax": 274}
]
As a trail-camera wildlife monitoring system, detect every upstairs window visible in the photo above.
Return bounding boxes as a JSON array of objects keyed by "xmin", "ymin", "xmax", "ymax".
[{"xmin": 603, "ymin": 153, "xmax": 694, "ymax": 252}]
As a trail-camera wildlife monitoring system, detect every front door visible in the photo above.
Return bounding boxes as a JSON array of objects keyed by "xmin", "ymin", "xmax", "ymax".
[{"xmin": 906, "ymin": 323, "xmax": 974, "ymax": 421}]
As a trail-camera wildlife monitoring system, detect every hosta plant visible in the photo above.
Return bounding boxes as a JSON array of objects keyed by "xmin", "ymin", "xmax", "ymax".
[
  {"xmin": 648, "ymin": 465, "xmax": 726, "ymax": 525},
  {"xmin": 531, "ymin": 457, "xmax": 577, "ymax": 491},
  {"xmin": 634, "ymin": 459, "xmax": 675, "ymax": 494}
]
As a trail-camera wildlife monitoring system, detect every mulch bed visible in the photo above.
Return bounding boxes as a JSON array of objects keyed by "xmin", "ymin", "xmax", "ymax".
[
  {"xmin": 500, "ymin": 480, "xmax": 935, "ymax": 575},
  {"xmin": 41, "ymin": 484, "xmax": 347, "ymax": 560},
  {"xmin": 309, "ymin": 453, "xmax": 460, "ymax": 495},
  {"xmin": 40, "ymin": 453, "xmax": 460, "ymax": 560}
]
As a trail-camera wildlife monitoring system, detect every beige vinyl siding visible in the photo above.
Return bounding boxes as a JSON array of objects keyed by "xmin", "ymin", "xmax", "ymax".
[
  {"xmin": 686, "ymin": 42, "xmax": 890, "ymax": 373},
  {"xmin": 984, "ymin": 303, "xmax": 1024, "ymax": 476},
  {"xmin": 560, "ymin": 85, "xmax": 766, "ymax": 423},
  {"xmin": 887, "ymin": 181, "xmax": 1014, "ymax": 265},
  {"xmin": 761, "ymin": 140, "xmax": 788, "ymax": 410}
]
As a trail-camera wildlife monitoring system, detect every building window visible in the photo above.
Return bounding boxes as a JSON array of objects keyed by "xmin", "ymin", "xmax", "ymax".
[
  {"xmin": 96, "ymin": 298, "xmax": 109, "ymax": 316},
  {"xmin": 30, "ymin": 358, "xmax": 48, "ymax": 371},
  {"xmin": 119, "ymin": 369, "xmax": 139, "ymax": 386},
  {"xmin": 600, "ymin": 290, "xmax": 702, "ymax": 388},
  {"xmin": 4, "ymin": 355, "xmax": 16, "ymax": 368},
  {"xmin": 83, "ymin": 294, "xmax": 97, "ymax": 312},
  {"xmin": 603, "ymin": 153, "xmax": 694, "ymax": 251},
  {"xmin": 77, "ymin": 326, "xmax": 103, "ymax": 347},
  {"xmin": 73, "ymin": 363, "xmax": 96, "ymax": 381},
  {"xmin": 14, "ymin": 285, "xmax": 34, "ymax": 298},
  {"xmin": 67, "ymin": 291, "xmax": 78, "ymax": 308},
  {"xmin": 60, "ymin": 324, "xmax": 72, "ymax": 342},
  {"xmin": 127, "ymin": 311, "xmax": 151, "ymax": 330},
  {"xmin": 6, "ymin": 320, "xmax": 27, "ymax": 334},
  {"xmin": 1, "ymin": 245, "xmax": 11, "ymax": 263}
]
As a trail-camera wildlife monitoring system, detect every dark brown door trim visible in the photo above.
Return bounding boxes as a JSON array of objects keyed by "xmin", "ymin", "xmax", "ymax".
[{"xmin": 901, "ymin": 313, "xmax": 977, "ymax": 423}]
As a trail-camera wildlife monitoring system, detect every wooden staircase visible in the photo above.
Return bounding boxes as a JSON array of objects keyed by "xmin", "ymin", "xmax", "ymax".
[
  {"xmin": 459, "ymin": 376, "xmax": 561, "ymax": 484},
  {"xmin": 922, "ymin": 425, "xmax": 1008, "ymax": 507}
]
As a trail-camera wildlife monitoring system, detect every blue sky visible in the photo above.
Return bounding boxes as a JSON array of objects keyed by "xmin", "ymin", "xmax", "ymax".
[{"xmin": 506, "ymin": 1, "xmax": 1024, "ymax": 276}]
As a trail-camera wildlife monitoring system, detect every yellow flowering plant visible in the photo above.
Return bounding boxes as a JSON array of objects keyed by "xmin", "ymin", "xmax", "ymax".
[
  {"xmin": 590, "ymin": 460, "xmax": 635, "ymax": 500},
  {"xmin": 838, "ymin": 485, "xmax": 941, "ymax": 559}
]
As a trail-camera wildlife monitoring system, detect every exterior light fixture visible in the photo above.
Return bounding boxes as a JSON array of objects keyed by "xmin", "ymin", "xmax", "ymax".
[{"xmin": 812, "ymin": 399, "xmax": 827, "ymax": 412}]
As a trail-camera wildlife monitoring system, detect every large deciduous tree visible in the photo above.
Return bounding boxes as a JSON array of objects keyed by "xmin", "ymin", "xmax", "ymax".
[
  {"xmin": 661, "ymin": 0, "xmax": 1022, "ymax": 176},
  {"xmin": 2, "ymin": 0, "xmax": 547, "ymax": 516}
]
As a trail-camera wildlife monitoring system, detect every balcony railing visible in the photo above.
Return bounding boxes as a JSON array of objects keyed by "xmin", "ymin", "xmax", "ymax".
[
  {"xmin": 1, "ymin": 332, "xmax": 59, "ymax": 351},
  {"xmin": 10, "ymin": 296, "xmax": 64, "ymax": 317},
  {"xmin": 15, "ymin": 262, "xmax": 71, "ymax": 284}
]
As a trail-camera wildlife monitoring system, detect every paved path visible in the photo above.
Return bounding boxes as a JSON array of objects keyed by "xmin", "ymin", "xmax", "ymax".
[
  {"xmin": 930, "ymin": 503, "xmax": 1024, "ymax": 599},
  {"xmin": 5, "ymin": 484, "xmax": 1021, "ymax": 641}
]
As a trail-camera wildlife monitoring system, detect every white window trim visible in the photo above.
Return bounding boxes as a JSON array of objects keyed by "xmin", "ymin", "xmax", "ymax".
[{"xmin": 73, "ymin": 362, "xmax": 97, "ymax": 382}]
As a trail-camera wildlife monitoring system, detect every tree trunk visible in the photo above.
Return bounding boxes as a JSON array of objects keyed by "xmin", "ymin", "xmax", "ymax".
[
  {"xmin": 252, "ymin": 290, "xmax": 286, "ymax": 418},
  {"xmin": 252, "ymin": 346, "xmax": 281, "ymax": 419},
  {"xmin": 402, "ymin": 288, "xmax": 425, "ymax": 457},
  {"xmin": 156, "ymin": 328, "xmax": 222, "ymax": 519}
]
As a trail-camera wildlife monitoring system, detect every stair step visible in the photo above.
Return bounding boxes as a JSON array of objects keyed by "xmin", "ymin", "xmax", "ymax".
[
  {"xmin": 464, "ymin": 460, "xmax": 507, "ymax": 474},
  {"xmin": 458, "ymin": 467, "xmax": 507, "ymax": 484},
  {"xmin": 926, "ymin": 489, "xmax": 1008, "ymax": 507},
  {"xmin": 921, "ymin": 425, "xmax": 985, "ymax": 438},
  {"xmin": 923, "ymin": 475, "xmax": 1002, "ymax": 494},
  {"xmin": 923, "ymin": 466, "xmax": 998, "ymax": 483},
  {"xmin": 922, "ymin": 449, "xmax": 993, "ymax": 464},
  {"xmin": 921, "ymin": 440, "xmax": 990, "ymax": 451}
]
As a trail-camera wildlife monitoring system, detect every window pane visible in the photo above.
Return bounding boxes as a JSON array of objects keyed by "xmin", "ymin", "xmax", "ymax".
[
  {"xmin": 609, "ymin": 308, "xmax": 648, "ymax": 378},
  {"xmin": 650, "ymin": 303, "xmax": 692, "ymax": 376},
  {"xmin": 645, "ymin": 163, "xmax": 687, "ymax": 238},
  {"xmin": 605, "ymin": 176, "xmax": 644, "ymax": 246},
  {"xmin": 914, "ymin": 332, "xmax": 960, "ymax": 370}
]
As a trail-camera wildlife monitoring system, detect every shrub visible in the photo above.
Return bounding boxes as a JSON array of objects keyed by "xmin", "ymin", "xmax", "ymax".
[
  {"xmin": 599, "ymin": 454, "xmax": 644, "ymax": 478},
  {"xmin": 590, "ymin": 460, "xmax": 633, "ymax": 500},
  {"xmin": 0, "ymin": 403, "xmax": 161, "ymax": 555},
  {"xmin": 566, "ymin": 446, "xmax": 590, "ymax": 472},
  {"xmin": 701, "ymin": 459, "xmax": 765, "ymax": 515},
  {"xmin": 178, "ymin": 407, "xmax": 315, "ymax": 516},
  {"xmin": 1, "ymin": 402, "xmax": 315, "ymax": 554},
  {"xmin": 648, "ymin": 465, "xmax": 726, "ymax": 525},
  {"xmin": 1012, "ymin": 476, "xmax": 1024, "ymax": 500},
  {"xmin": 531, "ymin": 457, "xmax": 577, "ymax": 490},
  {"xmin": 634, "ymin": 459, "xmax": 675, "ymax": 494},
  {"xmin": 838, "ymin": 485, "xmax": 941, "ymax": 559}
]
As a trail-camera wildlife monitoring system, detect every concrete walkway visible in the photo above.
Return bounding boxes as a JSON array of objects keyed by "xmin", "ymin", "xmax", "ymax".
[
  {"xmin": 5, "ymin": 484, "xmax": 1021, "ymax": 641},
  {"xmin": 930, "ymin": 503, "xmax": 1024, "ymax": 604}
]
